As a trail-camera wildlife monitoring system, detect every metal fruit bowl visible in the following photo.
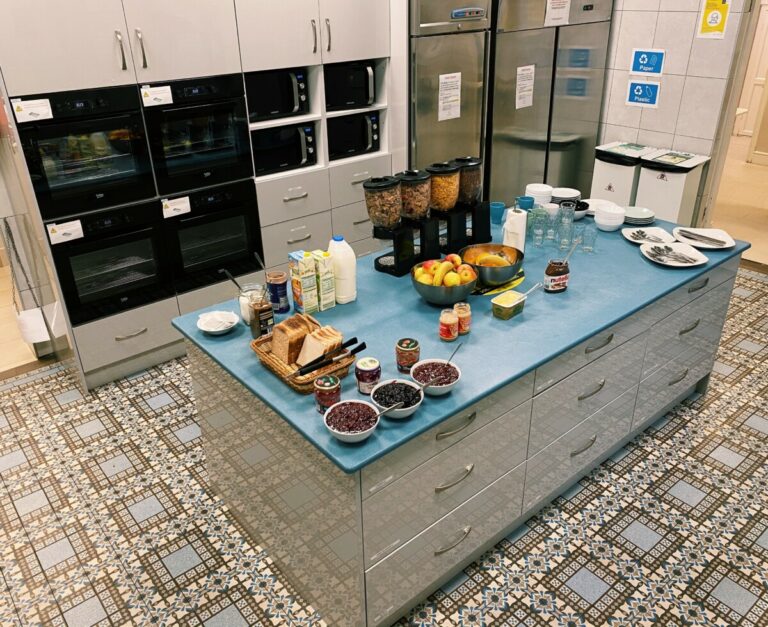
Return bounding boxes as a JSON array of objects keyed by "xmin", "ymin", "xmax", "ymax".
[
  {"xmin": 411, "ymin": 263, "xmax": 477, "ymax": 306},
  {"xmin": 459, "ymin": 244, "xmax": 525, "ymax": 287}
]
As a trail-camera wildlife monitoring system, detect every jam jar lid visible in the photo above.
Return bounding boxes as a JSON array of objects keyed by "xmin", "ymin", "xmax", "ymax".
[
  {"xmin": 426, "ymin": 161, "xmax": 461, "ymax": 175},
  {"xmin": 396, "ymin": 169, "xmax": 431, "ymax": 183},
  {"xmin": 396, "ymin": 338, "xmax": 420, "ymax": 350},
  {"xmin": 363, "ymin": 176, "xmax": 400, "ymax": 191},
  {"xmin": 451, "ymin": 156, "xmax": 483, "ymax": 169},
  {"xmin": 356, "ymin": 357, "xmax": 380, "ymax": 371},
  {"xmin": 314, "ymin": 375, "xmax": 340, "ymax": 390}
]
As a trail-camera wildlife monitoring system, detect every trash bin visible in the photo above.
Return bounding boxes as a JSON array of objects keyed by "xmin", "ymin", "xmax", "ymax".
[{"xmin": 590, "ymin": 142, "xmax": 658, "ymax": 207}]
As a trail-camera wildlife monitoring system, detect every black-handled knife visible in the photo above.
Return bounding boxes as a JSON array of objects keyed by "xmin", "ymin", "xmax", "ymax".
[
  {"xmin": 298, "ymin": 336, "xmax": 358, "ymax": 372},
  {"xmin": 294, "ymin": 342, "xmax": 367, "ymax": 379}
]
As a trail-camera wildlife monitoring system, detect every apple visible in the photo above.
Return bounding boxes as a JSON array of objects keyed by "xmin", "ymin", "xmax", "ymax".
[
  {"xmin": 421, "ymin": 259, "xmax": 440, "ymax": 276},
  {"xmin": 445, "ymin": 253, "xmax": 462, "ymax": 269},
  {"xmin": 414, "ymin": 266, "xmax": 427, "ymax": 281},
  {"xmin": 443, "ymin": 271, "xmax": 461, "ymax": 287},
  {"xmin": 456, "ymin": 263, "xmax": 474, "ymax": 275},
  {"xmin": 416, "ymin": 273, "xmax": 434, "ymax": 286},
  {"xmin": 458, "ymin": 269, "xmax": 476, "ymax": 285}
]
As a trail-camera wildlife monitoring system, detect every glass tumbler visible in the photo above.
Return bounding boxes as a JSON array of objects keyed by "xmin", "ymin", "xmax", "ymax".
[
  {"xmin": 546, "ymin": 212, "xmax": 558, "ymax": 241},
  {"xmin": 582, "ymin": 224, "xmax": 598, "ymax": 253},
  {"xmin": 559, "ymin": 220, "xmax": 573, "ymax": 251},
  {"xmin": 572, "ymin": 224, "xmax": 585, "ymax": 249},
  {"xmin": 532, "ymin": 216, "xmax": 545, "ymax": 248}
]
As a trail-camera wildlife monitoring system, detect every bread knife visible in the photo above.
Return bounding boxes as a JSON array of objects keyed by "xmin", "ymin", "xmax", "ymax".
[
  {"xmin": 298, "ymin": 336, "xmax": 358, "ymax": 372},
  {"xmin": 293, "ymin": 342, "xmax": 367, "ymax": 379}
]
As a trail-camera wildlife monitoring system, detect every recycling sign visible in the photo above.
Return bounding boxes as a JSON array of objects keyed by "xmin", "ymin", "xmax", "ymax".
[
  {"xmin": 631, "ymin": 48, "xmax": 665, "ymax": 76},
  {"xmin": 626, "ymin": 81, "xmax": 660, "ymax": 108}
]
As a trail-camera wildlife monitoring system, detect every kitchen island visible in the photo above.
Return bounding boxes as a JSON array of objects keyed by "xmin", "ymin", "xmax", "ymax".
[{"xmin": 173, "ymin": 223, "xmax": 749, "ymax": 626}]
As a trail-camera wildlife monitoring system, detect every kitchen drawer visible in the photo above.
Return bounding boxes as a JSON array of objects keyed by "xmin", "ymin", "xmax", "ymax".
[
  {"xmin": 533, "ymin": 316, "xmax": 647, "ymax": 395},
  {"xmin": 74, "ymin": 298, "xmax": 181, "ymax": 373},
  {"xmin": 523, "ymin": 386, "xmax": 637, "ymax": 512},
  {"xmin": 366, "ymin": 462, "xmax": 526, "ymax": 626},
  {"xmin": 256, "ymin": 169, "xmax": 331, "ymax": 227},
  {"xmin": 332, "ymin": 201, "xmax": 373, "ymax": 243},
  {"xmin": 363, "ymin": 400, "xmax": 531, "ymax": 568},
  {"xmin": 329, "ymin": 153, "xmax": 391, "ymax": 208},
  {"xmin": 362, "ymin": 373, "xmax": 534, "ymax": 499},
  {"xmin": 260, "ymin": 212, "xmax": 333, "ymax": 268},
  {"xmin": 349, "ymin": 237, "xmax": 383, "ymax": 258},
  {"xmin": 529, "ymin": 333, "xmax": 646, "ymax": 456}
]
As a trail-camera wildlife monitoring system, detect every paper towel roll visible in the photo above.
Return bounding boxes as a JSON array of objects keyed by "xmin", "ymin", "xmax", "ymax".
[{"xmin": 503, "ymin": 209, "xmax": 528, "ymax": 252}]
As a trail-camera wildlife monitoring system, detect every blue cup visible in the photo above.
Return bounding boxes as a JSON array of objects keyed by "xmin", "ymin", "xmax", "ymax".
[{"xmin": 490, "ymin": 202, "xmax": 506, "ymax": 225}]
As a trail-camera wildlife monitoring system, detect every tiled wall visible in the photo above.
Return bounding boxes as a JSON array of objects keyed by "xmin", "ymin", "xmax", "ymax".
[{"xmin": 600, "ymin": 0, "xmax": 750, "ymax": 156}]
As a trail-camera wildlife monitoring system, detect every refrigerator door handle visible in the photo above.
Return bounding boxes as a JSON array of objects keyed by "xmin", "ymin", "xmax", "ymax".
[{"xmin": 365, "ymin": 116, "xmax": 373, "ymax": 151}]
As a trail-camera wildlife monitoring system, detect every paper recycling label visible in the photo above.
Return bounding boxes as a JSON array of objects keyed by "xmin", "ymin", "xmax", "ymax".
[
  {"xmin": 162, "ymin": 196, "xmax": 192, "ymax": 219},
  {"xmin": 11, "ymin": 98, "xmax": 53, "ymax": 123},
  {"xmin": 516, "ymin": 65, "xmax": 535, "ymax": 110},
  {"xmin": 631, "ymin": 49, "xmax": 665, "ymax": 76},
  {"xmin": 141, "ymin": 85, "xmax": 173, "ymax": 107},
  {"xmin": 438, "ymin": 72, "xmax": 461, "ymax": 122},
  {"xmin": 47, "ymin": 220, "xmax": 84, "ymax": 245}
]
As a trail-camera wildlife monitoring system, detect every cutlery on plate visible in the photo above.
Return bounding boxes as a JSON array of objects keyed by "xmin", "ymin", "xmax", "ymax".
[
  {"xmin": 678, "ymin": 229, "xmax": 727, "ymax": 247},
  {"xmin": 648, "ymin": 246, "xmax": 698, "ymax": 264},
  {"xmin": 631, "ymin": 230, "xmax": 664, "ymax": 243}
]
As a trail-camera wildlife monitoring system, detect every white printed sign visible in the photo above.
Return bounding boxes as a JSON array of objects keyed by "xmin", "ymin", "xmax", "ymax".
[
  {"xmin": 46, "ymin": 220, "xmax": 83, "ymax": 245},
  {"xmin": 516, "ymin": 65, "xmax": 535, "ymax": 110},
  {"xmin": 141, "ymin": 85, "xmax": 173, "ymax": 107},
  {"xmin": 545, "ymin": 0, "xmax": 571, "ymax": 27},
  {"xmin": 11, "ymin": 98, "xmax": 53, "ymax": 123},
  {"xmin": 162, "ymin": 196, "xmax": 192, "ymax": 219},
  {"xmin": 438, "ymin": 72, "xmax": 461, "ymax": 122}
]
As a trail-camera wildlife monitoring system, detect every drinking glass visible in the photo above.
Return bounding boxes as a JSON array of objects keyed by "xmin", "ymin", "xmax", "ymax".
[
  {"xmin": 559, "ymin": 201, "xmax": 576, "ymax": 224},
  {"xmin": 532, "ymin": 216, "xmax": 545, "ymax": 248},
  {"xmin": 559, "ymin": 220, "xmax": 573, "ymax": 251},
  {"xmin": 545, "ymin": 212, "xmax": 558, "ymax": 241},
  {"xmin": 572, "ymin": 224, "xmax": 585, "ymax": 249},
  {"xmin": 582, "ymin": 225, "xmax": 598, "ymax": 253}
]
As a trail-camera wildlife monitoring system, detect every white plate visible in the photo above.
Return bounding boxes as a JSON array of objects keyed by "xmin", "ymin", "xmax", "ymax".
[
  {"xmin": 622, "ymin": 227, "xmax": 675, "ymax": 245},
  {"xmin": 551, "ymin": 187, "xmax": 581, "ymax": 200},
  {"xmin": 640, "ymin": 242, "xmax": 709, "ymax": 268},
  {"xmin": 624, "ymin": 206, "xmax": 655, "ymax": 221},
  {"xmin": 197, "ymin": 310, "xmax": 239, "ymax": 335},
  {"xmin": 672, "ymin": 227, "xmax": 735, "ymax": 250},
  {"xmin": 583, "ymin": 198, "xmax": 620, "ymax": 216}
]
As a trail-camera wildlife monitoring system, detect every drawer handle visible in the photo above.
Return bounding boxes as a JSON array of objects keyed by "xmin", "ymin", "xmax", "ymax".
[
  {"xmin": 114, "ymin": 328, "xmax": 148, "ymax": 342},
  {"xmin": 570, "ymin": 434, "xmax": 597, "ymax": 457},
  {"xmin": 585, "ymin": 333, "xmax": 614, "ymax": 355},
  {"xmin": 434, "ymin": 526, "xmax": 472, "ymax": 556},
  {"xmin": 370, "ymin": 538, "xmax": 403, "ymax": 564},
  {"xmin": 434, "ymin": 463, "xmax": 475, "ymax": 493},
  {"xmin": 283, "ymin": 192, "xmax": 309, "ymax": 202},
  {"xmin": 577, "ymin": 379, "xmax": 606, "ymax": 401},
  {"xmin": 435, "ymin": 412, "xmax": 476, "ymax": 441},
  {"xmin": 351, "ymin": 172, "xmax": 371, "ymax": 185},
  {"xmin": 688, "ymin": 277, "xmax": 709, "ymax": 294},
  {"xmin": 287, "ymin": 233, "xmax": 311, "ymax": 244},
  {"xmin": 668, "ymin": 368, "xmax": 689, "ymax": 386},
  {"xmin": 367, "ymin": 474, "xmax": 394, "ymax": 494},
  {"xmin": 353, "ymin": 218, "xmax": 371, "ymax": 225},
  {"xmin": 679, "ymin": 319, "xmax": 701, "ymax": 336}
]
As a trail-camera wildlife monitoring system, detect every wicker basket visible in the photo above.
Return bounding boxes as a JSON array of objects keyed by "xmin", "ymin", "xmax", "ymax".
[{"xmin": 250, "ymin": 336, "xmax": 355, "ymax": 394}]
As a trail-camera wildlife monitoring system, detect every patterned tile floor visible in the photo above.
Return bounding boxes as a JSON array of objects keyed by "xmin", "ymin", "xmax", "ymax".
[{"xmin": 0, "ymin": 268, "xmax": 767, "ymax": 626}]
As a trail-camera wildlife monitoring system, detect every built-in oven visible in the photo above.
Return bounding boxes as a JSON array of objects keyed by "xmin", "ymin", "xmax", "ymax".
[
  {"xmin": 251, "ymin": 122, "xmax": 317, "ymax": 175},
  {"xmin": 245, "ymin": 67, "xmax": 310, "ymax": 122},
  {"xmin": 142, "ymin": 74, "xmax": 253, "ymax": 196},
  {"xmin": 324, "ymin": 61, "xmax": 376, "ymax": 111},
  {"xmin": 15, "ymin": 86, "xmax": 155, "ymax": 221},
  {"xmin": 163, "ymin": 180, "xmax": 264, "ymax": 294},
  {"xmin": 327, "ymin": 112, "xmax": 380, "ymax": 160},
  {"xmin": 46, "ymin": 201, "xmax": 174, "ymax": 325}
]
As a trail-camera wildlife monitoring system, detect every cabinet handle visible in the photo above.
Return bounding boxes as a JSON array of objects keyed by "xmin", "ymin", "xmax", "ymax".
[
  {"xmin": 135, "ymin": 29, "xmax": 148, "ymax": 69},
  {"xmin": 351, "ymin": 171, "xmax": 370, "ymax": 185},
  {"xmin": 365, "ymin": 115, "xmax": 374, "ymax": 151},
  {"xmin": 570, "ymin": 435, "xmax": 597, "ymax": 457},
  {"xmin": 435, "ymin": 412, "xmax": 476, "ymax": 440},
  {"xmin": 283, "ymin": 192, "xmax": 309, "ymax": 202},
  {"xmin": 688, "ymin": 277, "xmax": 709, "ymax": 294},
  {"xmin": 678, "ymin": 319, "xmax": 701, "ymax": 336},
  {"xmin": 289, "ymin": 72, "xmax": 300, "ymax": 113},
  {"xmin": 325, "ymin": 18, "xmax": 332, "ymax": 52},
  {"xmin": 435, "ymin": 464, "xmax": 475, "ymax": 493},
  {"xmin": 287, "ymin": 233, "xmax": 311, "ymax": 244},
  {"xmin": 434, "ymin": 526, "xmax": 472, "ymax": 556},
  {"xmin": 367, "ymin": 474, "xmax": 394, "ymax": 494},
  {"xmin": 577, "ymin": 379, "xmax": 606, "ymax": 401},
  {"xmin": 115, "ymin": 31, "xmax": 127, "ymax": 71},
  {"xmin": 668, "ymin": 368, "xmax": 689, "ymax": 386},
  {"xmin": 585, "ymin": 333, "xmax": 614, "ymax": 354},
  {"xmin": 370, "ymin": 539, "xmax": 403, "ymax": 564},
  {"xmin": 311, "ymin": 19, "xmax": 318, "ymax": 53},
  {"xmin": 114, "ymin": 328, "xmax": 148, "ymax": 342},
  {"xmin": 297, "ymin": 126, "xmax": 308, "ymax": 165},
  {"xmin": 353, "ymin": 218, "xmax": 371, "ymax": 226}
]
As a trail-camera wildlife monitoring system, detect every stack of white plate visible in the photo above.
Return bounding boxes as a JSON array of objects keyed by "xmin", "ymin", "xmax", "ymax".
[
  {"xmin": 551, "ymin": 187, "xmax": 581, "ymax": 204},
  {"xmin": 525, "ymin": 183, "xmax": 553, "ymax": 206},
  {"xmin": 624, "ymin": 206, "xmax": 655, "ymax": 226},
  {"xmin": 594, "ymin": 205, "xmax": 626, "ymax": 232}
]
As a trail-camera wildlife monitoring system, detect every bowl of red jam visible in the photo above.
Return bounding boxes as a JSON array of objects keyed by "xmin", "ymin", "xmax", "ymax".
[
  {"xmin": 410, "ymin": 359, "xmax": 461, "ymax": 396},
  {"xmin": 323, "ymin": 400, "xmax": 380, "ymax": 443},
  {"xmin": 371, "ymin": 379, "xmax": 424, "ymax": 419}
]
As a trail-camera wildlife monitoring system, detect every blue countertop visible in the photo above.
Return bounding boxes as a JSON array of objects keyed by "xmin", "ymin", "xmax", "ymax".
[{"xmin": 173, "ymin": 220, "xmax": 749, "ymax": 473}]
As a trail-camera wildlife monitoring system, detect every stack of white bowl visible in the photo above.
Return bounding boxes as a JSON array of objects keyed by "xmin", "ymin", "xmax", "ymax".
[
  {"xmin": 594, "ymin": 205, "xmax": 626, "ymax": 232},
  {"xmin": 525, "ymin": 183, "xmax": 553, "ymax": 206},
  {"xmin": 551, "ymin": 187, "xmax": 581, "ymax": 204}
]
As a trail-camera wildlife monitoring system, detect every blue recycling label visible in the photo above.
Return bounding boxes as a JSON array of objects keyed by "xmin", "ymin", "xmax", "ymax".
[
  {"xmin": 627, "ymin": 81, "xmax": 660, "ymax": 108},
  {"xmin": 631, "ymin": 49, "xmax": 665, "ymax": 75}
]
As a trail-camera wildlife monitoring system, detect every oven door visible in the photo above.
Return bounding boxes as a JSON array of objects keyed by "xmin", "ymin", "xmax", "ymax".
[
  {"xmin": 324, "ymin": 62, "xmax": 375, "ymax": 111},
  {"xmin": 19, "ymin": 113, "xmax": 155, "ymax": 220},
  {"xmin": 245, "ymin": 68, "xmax": 309, "ymax": 122},
  {"xmin": 251, "ymin": 123, "xmax": 317, "ymax": 175},
  {"xmin": 328, "ymin": 113, "xmax": 379, "ymax": 160},
  {"xmin": 145, "ymin": 99, "xmax": 253, "ymax": 195}
]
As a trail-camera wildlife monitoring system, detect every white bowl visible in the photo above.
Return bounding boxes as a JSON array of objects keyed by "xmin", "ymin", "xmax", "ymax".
[
  {"xmin": 551, "ymin": 187, "xmax": 581, "ymax": 200},
  {"xmin": 526, "ymin": 183, "xmax": 553, "ymax": 196},
  {"xmin": 583, "ymin": 198, "xmax": 620, "ymax": 216},
  {"xmin": 594, "ymin": 215, "xmax": 625, "ymax": 224},
  {"xmin": 324, "ymin": 400, "xmax": 380, "ymax": 443},
  {"xmin": 624, "ymin": 206, "xmax": 655, "ymax": 221},
  {"xmin": 410, "ymin": 359, "xmax": 462, "ymax": 396},
  {"xmin": 370, "ymin": 379, "xmax": 424, "ymax": 419},
  {"xmin": 595, "ymin": 205, "xmax": 626, "ymax": 218},
  {"xmin": 595, "ymin": 219, "xmax": 623, "ymax": 232}
]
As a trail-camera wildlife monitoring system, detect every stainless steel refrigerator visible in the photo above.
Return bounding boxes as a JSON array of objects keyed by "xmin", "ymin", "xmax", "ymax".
[
  {"xmin": 489, "ymin": 0, "xmax": 613, "ymax": 205},
  {"xmin": 409, "ymin": 0, "xmax": 491, "ymax": 169}
]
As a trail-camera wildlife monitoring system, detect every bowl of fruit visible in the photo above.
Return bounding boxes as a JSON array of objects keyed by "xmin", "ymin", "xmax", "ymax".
[
  {"xmin": 459, "ymin": 244, "xmax": 524, "ymax": 287},
  {"xmin": 411, "ymin": 254, "xmax": 478, "ymax": 306}
]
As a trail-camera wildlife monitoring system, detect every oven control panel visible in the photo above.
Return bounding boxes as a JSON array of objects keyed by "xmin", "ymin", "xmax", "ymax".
[{"xmin": 451, "ymin": 7, "xmax": 486, "ymax": 20}]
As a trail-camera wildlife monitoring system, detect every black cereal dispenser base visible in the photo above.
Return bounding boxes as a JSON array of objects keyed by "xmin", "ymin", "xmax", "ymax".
[{"xmin": 372, "ymin": 217, "xmax": 440, "ymax": 277}]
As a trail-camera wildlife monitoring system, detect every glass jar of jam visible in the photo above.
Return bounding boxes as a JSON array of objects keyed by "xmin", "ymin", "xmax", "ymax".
[
  {"xmin": 439, "ymin": 308, "xmax": 459, "ymax": 342},
  {"xmin": 355, "ymin": 357, "xmax": 381, "ymax": 395},
  {"xmin": 395, "ymin": 338, "xmax": 420, "ymax": 373},
  {"xmin": 314, "ymin": 375, "xmax": 341, "ymax": 414},
  {"xmin": 453, "ymin": 302, "xmax": 471, "ymax": 335},
  {"xmin": 544, "ymin": 259, "xmax": 570, "ymax": 293}
]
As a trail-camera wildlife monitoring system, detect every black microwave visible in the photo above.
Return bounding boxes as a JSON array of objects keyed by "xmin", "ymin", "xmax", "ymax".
[
  {"xmin": 245, "ymin": 67, "xmax": 309, "ymax": 122},
  {"xmin": 328, "ymin": 113, "xmax": 380, "ymax": 161},
  {"xmin": 324, "ymin": 61, "xmax": 375, "ymax": 111},
  {"xmin": 251, "ymin": 123, "xmax": 317, "ymax": 175}
]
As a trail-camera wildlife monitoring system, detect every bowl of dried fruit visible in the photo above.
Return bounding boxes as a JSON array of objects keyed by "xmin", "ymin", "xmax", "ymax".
[
  {"xmin": 410, "ymin": 359, "xmax": 461, "ymax": 396},
  {"xmin": 324, "ymin": 400, "xmax": 380, "ymax": 443},
  {"xmin": 370, "ymin": 379, "xmax": 424, "ymax": 419}
]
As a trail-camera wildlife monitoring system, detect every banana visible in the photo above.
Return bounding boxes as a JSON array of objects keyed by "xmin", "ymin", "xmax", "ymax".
[
  {"xmin": 476, "ymin": 253, "xmax": 511, "ymax": 267},
  {"xmin": 432, "ymin": 260, "xmax": 454, "ymax": 286}
]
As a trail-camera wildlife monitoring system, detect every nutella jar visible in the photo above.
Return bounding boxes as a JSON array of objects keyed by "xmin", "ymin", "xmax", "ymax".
[{"xmin": 544, "ymin": 259, "xmax": 570, "ymax": 293}]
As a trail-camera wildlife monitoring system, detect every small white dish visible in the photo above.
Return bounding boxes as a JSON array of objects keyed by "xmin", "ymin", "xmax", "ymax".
[
  {"xmin": 624, "ymin": 206, "xmax": 655, "ymax": 221},
  {"xmin": 370, "ymin": 379, "xmax": 424, "ymax": 419},
  {"xmin": 324, "ymin": 400, "xmax": 380, "ymax": 443},
  {"xmin": 672, "ymin": 227, "xmax": 735, "ymax": 250},
  {"xmin": 551, "ymin": 187, "xmax": 581, "ymax": 200},
  {"xmin": 595, "ymin": 220, "xmax": 622, "ymax": 232},
  {"xmin": 622, "ymin": 227, "xmax": 675, "ymax": 245},
  {"xmin": 640, "ymin": 242, "xmax": 709, "ymax": 268},
  {"xmin": 583, "ymin": 198, "xmax": 620, "ymax": 216},
  {"xmin": 410, "ymin": 359, "xmax": 462, "ymax": 396},
  {"xmin": 197, "ymin": 311, "xmax": 239, "ymax": 335}
]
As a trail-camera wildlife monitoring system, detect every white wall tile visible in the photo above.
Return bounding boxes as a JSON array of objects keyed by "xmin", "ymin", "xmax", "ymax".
[
  {"xmin": 659, "ymin": 0, "xmax": 700, "ymax": 11},
  {"xmin": 652, "ymin": 12, "xmax": 696, "ymax": 76},
  {"xmin": 637, "ymin": 129, "xmax": 674, "ymax": 148},
  {"xmin": 672, "ymin": 135, "xmax": 713, "ymax": 155},
  {"xmin": 613, "ymin": 11, "xmax": 659, "ymax": 71},
  {"xmin": 623, "ymin": 0, "xmax": 661, "ymax": 10},
  {"xmin": 731, "ymin": 0, "xmax": 747, "ymax": 13},
  {"xmin": 605, "ymin": 70, "xmax": 643, "ymax": 127},
  {"xmin": 687, "ymin": 13, "xmax": 742, "ymax": 78},
  {"xmin": 601, "ymin": 123, "xmax": 641, "ymax": 144},
  {"xmin": 639, "ymin": 74, "xmax": 685, "ymax": 133},
  {"xmin": 675, "ymin": 76, "xmax": 727, "ymax": 139}
]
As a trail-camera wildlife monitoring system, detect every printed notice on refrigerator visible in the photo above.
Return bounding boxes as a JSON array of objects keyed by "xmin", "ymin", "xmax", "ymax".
[
  {"xmin": 698, "ymin": 0, "xmax": 729, "ymax": 39},
  {"xmin": 141, "ymin": 85, "xmax": 173, "ymax": 107},
  {"xmin": 438, "ymin": 72, "xmax": 461, "ymax": 122},
  {"xmin": 46, "ymin": 220, "xmax": 84, "ymax": 245},
  {"xmin": 544, "ymin": 0, "xmax": 571, "ymax": 27},
  {"xmin": 11, "ymin": 98, "xmax": 53, "ymax": 123},
  {"xmin": 516, "ymin": 65, "xmax": 535, "ymax": 110},
  {"xmin": 162, "ymin": 196, "xmax": 192, "ymax": 219}
]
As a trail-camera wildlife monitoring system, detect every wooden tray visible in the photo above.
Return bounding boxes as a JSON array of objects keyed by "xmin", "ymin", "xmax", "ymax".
[{"xmin": 250, "ymin": 335, "xmax": 355, "ymax": 394}]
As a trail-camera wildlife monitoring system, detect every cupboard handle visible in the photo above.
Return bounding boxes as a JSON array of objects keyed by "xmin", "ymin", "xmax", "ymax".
[
  {"xmin": 311, "ymin": 19, "xmax": 318, "ymax": 53},
  {"xmin": 577, "ymin": 379, "xmax": 606, "ymax": 401},
  {"xmin": 287, "ymin": 233, "xmax": 311, "ymax": 244},
  {"xmin": 370, "ymin": 539, "xmax": 403, "ymax": 564},
  {"xmin": 115, "ymin": 328, "xmax": 148, "ymax": 341},
  {"xmin": 570, "ymin": 435, "xmax": 597, "ymax": 457},
  {"xmin": 679, "ymin": 319, "xmax": 701, "ymax": 336},
  {"xmin": 352, "ymin": 218, "xmax": 371, "ymax": 225},
  {"xmin": 585, "ymin": 333, "xmax": 614, "ymax": 354},
  {"xmin": 688, "ymin": 277, "xmax": 709, "ymax": 293},
  {"xmin": 434, "ymin": 464, "xmax": 474, "ymax": 493},
  {"xmin": 325, "ymin": 18, "xmax": 332, "ymax": 52},
  {"xmin": 351, "ymin": 171, "xmax": 370, "ymax": 185},
  {"xmin": 367, "ymin": 474, "xmax": 394, "ymax": 494},
  {"xmin": 435, "ymin": 412, "xmax": 476, "ymax": 440},
  {"xmin": 434, "ymin": 526, "xmax": 472, "ymax": 556},
  {"xmin": 668, "ymin": 368, "xmax": 689, "ymax": 386},
  {"xmin": 366, "ymin": 65, "xmax": 375, "ymax": 105},
  {"xmin": 115, "ymin": 31, "xmax": 127, "ymax": 71},
  {"xmin": 135, "ymin": 29, "xmax": 148, "ymax": 69},
  {"xmin": 283, "ymin": 192, "xmax": 309, "ymax": 202}
]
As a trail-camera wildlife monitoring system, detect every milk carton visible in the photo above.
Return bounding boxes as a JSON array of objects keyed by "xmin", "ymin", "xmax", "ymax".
[
  {"xmin": 289, "ymin": 251, "xmax": 318, "ymax": 314},
  {"xmin": 311, "ymin": 250, "xmax": 336, "ymax": 311}
]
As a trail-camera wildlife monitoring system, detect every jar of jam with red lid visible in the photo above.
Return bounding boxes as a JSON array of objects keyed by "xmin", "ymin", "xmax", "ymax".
[
  {"xmin": 544, "ymin": 259, "xmax": 570, "ymax": 293},
  {"xmin": 395, "ymin": 338, "xmax": 420, "ymax": 373},
  {"xmin": 314, "ymin": 375, "xmax": 341, "ymax": 414},
  {"xmin": 355, "ymin": 357, "xmax": 381, "ymax": 395}
]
